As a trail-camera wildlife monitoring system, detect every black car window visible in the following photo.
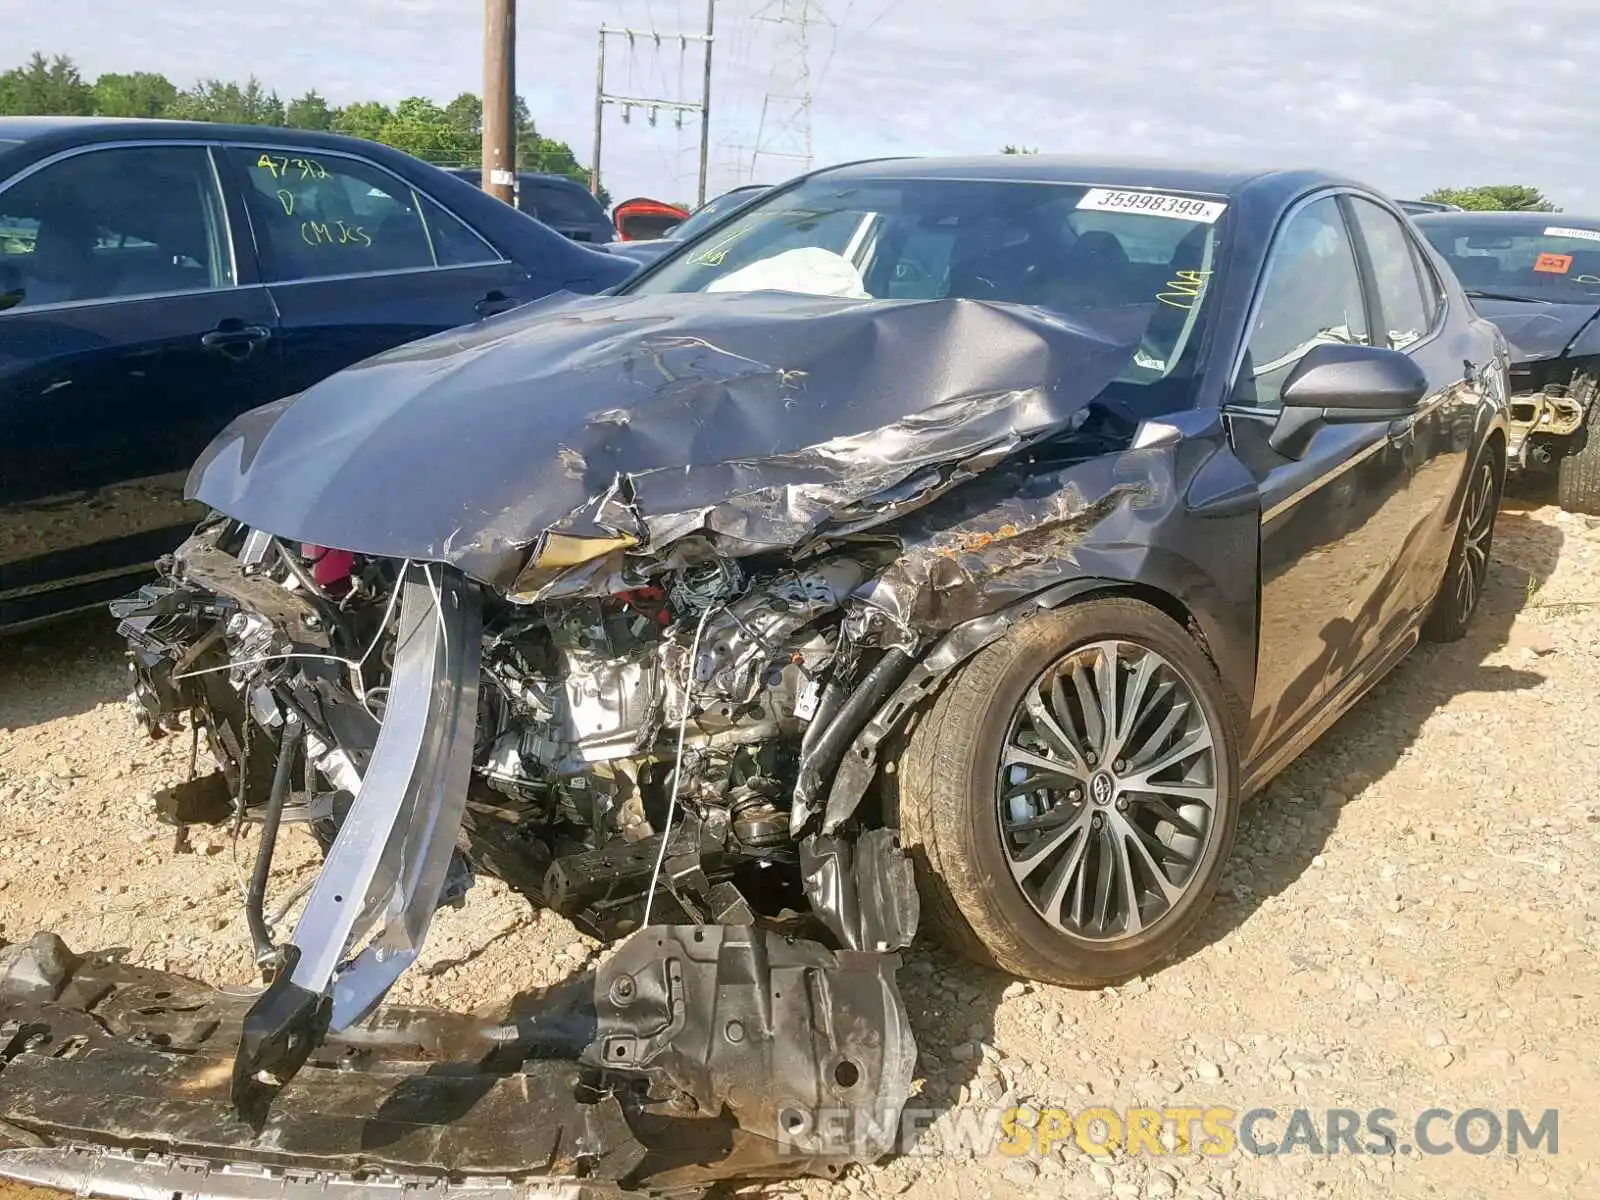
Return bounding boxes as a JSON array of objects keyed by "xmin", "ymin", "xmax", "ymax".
[
  {"xmin": 416, "ymin": 192, "xmax": 503, "ymax": 266},
  {"xmin": 522, "ymin": 181, "xmax": 602, "ymax": 227},
  {"xmin": 1236, "ymin": 195, "xmax": 1370, "ymax": 411},
  {"xmin": 632, "ymin": 176, "xmax": 1227, "ymax": 391},
  {"xmin": 1411, "ymin": 238, "xmax": 1445, "ymax": 326},
  {"xmin": 236, "ymin": 147, "xmax": 438, "ymax": 281},
  {"xmin": 1414, "ymin": 216, "xmax": 1600, "ymax": 302},
  {"xmin": 0, "ymin": 145, "xmax": 232, "ymax": 312},
  {"xmin": 1348, "ymin": 197, "xmax": 1432, "ymax": 350}
]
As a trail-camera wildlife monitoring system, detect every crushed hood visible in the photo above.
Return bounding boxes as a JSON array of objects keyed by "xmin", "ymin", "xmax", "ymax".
[
  {"xmin": 188, "ymin": 291, "xmax": 1142, "ymax": 592},
  {"xmin": 1470, "ymin": 296, "xmax": 1600, "ymax": 364}
]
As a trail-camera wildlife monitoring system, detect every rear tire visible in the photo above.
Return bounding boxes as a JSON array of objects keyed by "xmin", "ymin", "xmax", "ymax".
[
  {"xmin": 1556, "ymin": 418, "xmax": 1600, "ymax": 515},
  {"xmin": 1423, "ymin": 446, "xmax": 1502, "ymax": 643},
  {"xmin": 888, "ymin": 597, "xmax": 1239, "ymax": 987}
]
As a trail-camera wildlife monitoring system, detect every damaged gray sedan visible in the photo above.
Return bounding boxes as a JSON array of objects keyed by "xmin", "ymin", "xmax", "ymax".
[{"xmin": 0, "ymin": 156, "xmax": 1509, "ymax": 1197}]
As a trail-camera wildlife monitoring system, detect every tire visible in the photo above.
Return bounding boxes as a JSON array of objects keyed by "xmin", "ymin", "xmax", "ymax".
[
  {"xmin": 1556, "ymin": 418, "xmax": 1600, "ymax": 515},
  {"xmin": 1422, "ymin": 445, "xmax": 1502, "ymax": 643},
  {"xmin": 888, "ymin": 596, "xmax": 1240, "ymax": 987}
]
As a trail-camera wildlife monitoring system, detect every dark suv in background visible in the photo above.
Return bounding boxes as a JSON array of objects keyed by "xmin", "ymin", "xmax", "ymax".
[{"xmin": 445, "ymin": 169, "xmax": 614, "ymax": 244}]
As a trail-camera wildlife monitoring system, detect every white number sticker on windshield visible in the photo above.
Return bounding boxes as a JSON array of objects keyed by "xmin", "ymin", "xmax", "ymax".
[
  {"xmin": 1076, "ymin": 188, "xmax": 1226, "ymax": 223},
  {"xmin": 1544, "ymin": 225, "xmax": 1600, "ymax": 244}
]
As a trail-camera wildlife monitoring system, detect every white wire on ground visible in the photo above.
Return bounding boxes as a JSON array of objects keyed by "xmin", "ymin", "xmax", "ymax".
[{"xmin": 642, "ymin": 601, "xmax": 719, "ymax": 927}]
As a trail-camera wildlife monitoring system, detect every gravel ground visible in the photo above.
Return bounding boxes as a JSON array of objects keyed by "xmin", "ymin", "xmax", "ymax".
[{"xmin": 0, "ymin": 493, "xmax": 1595, "ymax": 1200}]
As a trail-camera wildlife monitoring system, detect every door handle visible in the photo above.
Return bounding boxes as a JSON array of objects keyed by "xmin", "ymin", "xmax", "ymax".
[
  {"xmin": 474, "ymin": 290, "xmax": 518, "ymax": 317},
  {"xmin": 201, "ymin": 323, "xmax": 272, "ymax": 351}
]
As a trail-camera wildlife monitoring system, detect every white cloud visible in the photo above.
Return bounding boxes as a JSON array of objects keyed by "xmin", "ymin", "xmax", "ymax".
[{"xmin": 9, "ymin": 0, "xmax": 1600, "ymax": 209}]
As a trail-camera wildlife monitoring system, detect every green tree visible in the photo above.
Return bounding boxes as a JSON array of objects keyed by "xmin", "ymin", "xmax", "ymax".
[
  {"xmin": 378, "ymin": 96, "xmax": 476, "ymax": 164},
  {"xmin": 285, "ymin": 90, "xmax": 335, "ymax": 131},
  {"xmin": 442, "ymin": 92, "xmax": 482, "ymax": 164},
  {"xmin": 1002, "ymin": 144, "xmax": 1039, "ymax": 155},
  {"xmin": 0, "ymin": 52, "xmax": 93, "ymax": 115},
  {"xmin": 331, "ymin": 100, "xmax": 392, "ymax": 143},
  {"xmin": 1420, "ymin": 185, "xmax": 1559, "ymax": 213},
  {"xmin": 91, "ymin": 70, "xmax": 177, "ymax": 117},
  {"xmin": 165, "ymin": 76, "xmax": 284, "ymax": 125}
]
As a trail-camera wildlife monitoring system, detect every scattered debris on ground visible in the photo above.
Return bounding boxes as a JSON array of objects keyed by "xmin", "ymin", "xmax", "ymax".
[{"xmin": 0, "ymin": 498, "xmax": 1595, "ymax": 1199}]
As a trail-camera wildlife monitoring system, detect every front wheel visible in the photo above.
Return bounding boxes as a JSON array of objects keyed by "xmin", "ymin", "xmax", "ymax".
[{"xmin": 889, "ymin": 597, "xmax": 1240, "ymax": 987}]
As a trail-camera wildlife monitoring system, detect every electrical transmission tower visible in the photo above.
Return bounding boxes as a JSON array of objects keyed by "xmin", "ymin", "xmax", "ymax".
[{"xmin": 747, "ymin": 0, "xmax": 831, "ymax": 180}]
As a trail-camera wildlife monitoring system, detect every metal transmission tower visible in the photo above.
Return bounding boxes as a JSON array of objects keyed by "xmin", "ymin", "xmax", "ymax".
[
  {"xmin": 590, "ymin": 1, "xmax": 717, "ymax": 206},
  {"xmin": 748, "ymin": 0, "xmax": 831, "ymax": 180}
]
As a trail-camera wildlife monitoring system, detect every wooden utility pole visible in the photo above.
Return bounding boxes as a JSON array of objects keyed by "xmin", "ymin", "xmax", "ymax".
[
  {"xmin": 696, "ymin": 0, "xmax": 715, "ymax": 208},
  {"xmin": 483, "ymin": 0, "xmax": 517, "ymax": 205}
]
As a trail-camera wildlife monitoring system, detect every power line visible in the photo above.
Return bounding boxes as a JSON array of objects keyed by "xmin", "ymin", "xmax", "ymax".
[{"xmin": 590, "ymin": 2, "xmax": 718, "ymax": 205}]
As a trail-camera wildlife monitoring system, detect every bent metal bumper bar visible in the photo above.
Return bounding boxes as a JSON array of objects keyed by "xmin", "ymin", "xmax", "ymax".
[
  {"xmin": 233, "ymin": 562, "xmax": 485, "ymax": 1123},
  {"xmin": 0, "ymin": 927, "xmax": 915, "ymax": 1197}
]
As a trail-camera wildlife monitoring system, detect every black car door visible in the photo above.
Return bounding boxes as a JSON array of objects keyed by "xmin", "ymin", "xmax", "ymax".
[
  {"xmin": 222, "ymin": 144, "xmax": 532, "ymax": 400},
  {"xmin": 0, "ymin": 141, "xmax": 280, "ymax": 625},
  {"xmin": 1225, "ymin": 193, "xmax": 1430, "ymax": 774},
  {"xmin": 1343, "ymin": 195, "xmax": 1481, "ymax": 618}
]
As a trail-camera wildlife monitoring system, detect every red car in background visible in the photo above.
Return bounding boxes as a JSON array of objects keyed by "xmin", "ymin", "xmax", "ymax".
[{"xmin": 612, "ymin": 195, "xmax": 690, "ymax": 240}]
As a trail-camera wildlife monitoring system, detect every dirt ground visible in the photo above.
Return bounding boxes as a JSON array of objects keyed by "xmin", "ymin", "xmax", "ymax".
[{"xmin": 0, "ymin": 492, "xmax": 1595, "ymax": 1200}]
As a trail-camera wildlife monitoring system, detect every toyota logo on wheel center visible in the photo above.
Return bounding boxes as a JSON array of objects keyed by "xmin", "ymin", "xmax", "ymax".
[{"xmin": 1090, "ymin": 772, "xmax": 1115, "ymax": 805}]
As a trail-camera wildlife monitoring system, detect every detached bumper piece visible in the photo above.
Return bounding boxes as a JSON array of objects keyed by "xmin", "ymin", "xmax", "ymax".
[{"xmin": 0, "ymin": 928, "xmax": 914, "ymax": 1198}]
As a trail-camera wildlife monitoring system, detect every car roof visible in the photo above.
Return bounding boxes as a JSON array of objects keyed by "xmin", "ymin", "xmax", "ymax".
[
  {"xmin": 0, "ymin": 117, "xmax": 434, "ymax": 164},
  {"xmin": 1412, "ymin": 210, "xmax": 1599, "ymax": 230},
  {"xmin": 812, "ymin": 154, "xmax": 1367, "ymax": 205}
]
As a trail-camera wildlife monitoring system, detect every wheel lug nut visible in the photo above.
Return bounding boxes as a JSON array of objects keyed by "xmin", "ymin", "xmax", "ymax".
[
  {"xmin": 1091, "ymin": 814, "xmax": 1104, "ymax": 830},
  {"xmin": 1068, "ymin": 788, "xmax": 1081, "ymax": 801},
  {"xmin": 1114, "ymin": 759, "xmax": 1127, "ymax": 773},
  {"xmin": 1085, "ymin": 753, "xmax": 1097, "ymax": 765},
  {"xmin": 1115, "ymin": 797, "xmax": 1128, "ymax": 812}
]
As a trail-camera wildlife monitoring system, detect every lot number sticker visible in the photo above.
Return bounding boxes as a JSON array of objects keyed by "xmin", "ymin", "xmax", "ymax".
[
  {"xmin": 1076, "ymin": 188, "xmax": 1226, "ymax": 223},
  {"xmin": 1534, "ymin": 252, "xmax": 1573, "ymax": 274},
  {"xmin": 1544, "ymin": 226, "xmax": 1600, "ymax": 243}
]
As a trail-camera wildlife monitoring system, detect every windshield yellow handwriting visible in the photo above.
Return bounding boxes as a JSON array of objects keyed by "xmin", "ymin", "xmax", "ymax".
[{"xmin": 1157, "ymin": 269, "xmax": 1212, "ymax": 310}]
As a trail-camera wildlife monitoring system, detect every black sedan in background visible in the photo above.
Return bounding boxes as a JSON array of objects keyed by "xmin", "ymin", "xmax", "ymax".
[
  {"xmin": 0, "ymin": 119, "xmax": 635, "ymax": 630},
  {"xmin": 1414, "ymin": 210, "xmax": 1600, "ymax": 512}
]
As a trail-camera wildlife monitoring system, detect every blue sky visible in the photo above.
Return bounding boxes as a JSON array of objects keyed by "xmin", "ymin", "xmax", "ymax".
[{"xmin": 10, "ymin": 0, "xmax": 1600, "ymax": 210}]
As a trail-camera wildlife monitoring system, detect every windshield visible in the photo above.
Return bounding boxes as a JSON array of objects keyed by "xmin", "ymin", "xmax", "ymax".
[
  {"xmin": 669, "ymin": 187, "xmax": 767, "ymax": 241},
  {"xmin": 1417, "ymin": 217, "xmax": 1600, "ymax": 302},
  {"xmin": 631, "ymin": 176, "xmax": 1227, "ymax": 385}
]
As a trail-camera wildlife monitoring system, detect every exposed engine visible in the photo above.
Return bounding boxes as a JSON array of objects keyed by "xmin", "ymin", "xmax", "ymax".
[{"xmin": 116, "ymin": 517, "xmax": 911, "ymax": 950}]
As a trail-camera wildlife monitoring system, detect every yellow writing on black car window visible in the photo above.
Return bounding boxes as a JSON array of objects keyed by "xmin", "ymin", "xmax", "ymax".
[
  {"xmin": 300, "ymin": 220, "xmax": 373, "ymax": 248},
  {"xmin": 256, "ymin": 153, "xmax": 330, "ymax": 181},
  {"xmin": 688, "ymin": 224, "xmax": 753, "ymax": 268},
  {"xmin": 1158, "ymin": 269, "xmax": 1212, "ymax": 310},
  {"xmin": 276, "ymin": 189, "xmax": 295, "ymax": 216}
]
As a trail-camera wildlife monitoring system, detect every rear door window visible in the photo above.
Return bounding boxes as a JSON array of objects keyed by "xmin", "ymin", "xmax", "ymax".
[
  {"xmin": 232, "ymin": 147, "xmax": 498, "ymax": 280},
  {"xmin": 0, "ymin": 144, "xmax": 233, "ymax": 310},
  {"xmin": 1347, "ymin": 197, "xmax": 1433, "ymax": 349}
]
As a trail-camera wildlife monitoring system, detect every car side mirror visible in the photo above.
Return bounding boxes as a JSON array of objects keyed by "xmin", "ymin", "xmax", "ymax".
[{"xmin": 1268, "ymin": 342, "xmax": 1428, "ymax": 458}]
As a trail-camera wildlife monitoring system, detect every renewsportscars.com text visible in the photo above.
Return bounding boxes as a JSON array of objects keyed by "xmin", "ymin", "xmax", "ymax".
[{"xmin": 777, "ymin": 1105, "xmax": 1560, "ymax": 1160}]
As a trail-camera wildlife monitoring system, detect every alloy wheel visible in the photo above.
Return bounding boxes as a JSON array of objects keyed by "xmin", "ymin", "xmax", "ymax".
[
  {"xmin": 996, "ymin": 640, "xmax": 1222, "ymax": 942},
  {"xmin": 1454, "ymin": 461, "xmax": 1496, "ymax": 625}
]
